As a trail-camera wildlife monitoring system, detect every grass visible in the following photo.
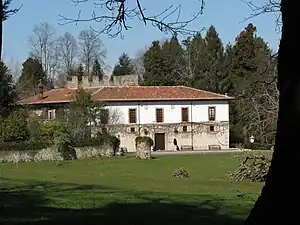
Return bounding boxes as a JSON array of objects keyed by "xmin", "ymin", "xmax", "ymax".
[{"xmin": 0, "ymin": 153, "xmax": 264, "ymax": 224}]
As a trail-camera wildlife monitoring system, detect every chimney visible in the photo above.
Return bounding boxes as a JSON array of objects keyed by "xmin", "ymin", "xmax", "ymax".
[{"xmin": 37, "ymin": 80, "xmax": 44, "ymax": 99}]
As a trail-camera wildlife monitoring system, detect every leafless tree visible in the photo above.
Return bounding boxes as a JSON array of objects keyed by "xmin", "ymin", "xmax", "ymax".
[
  {"xmin": 0, "ymin": 0, "xmax": 22, "ymax": 59},
  {"xmin": 28, "ymin": 22, "xmax": 57, "ymax": 76},
  {"xmin": 59, "ymin": 0, "xmax": 205, "ymax": 38},
  {"xmin": 78, "ymin": 29, "xmax": 106, "ymax": 77},
  {"xmin": 58, "ymin": 32, "xmax": 78, "ymax": 75},
  {"xmin": 176, "ymin": 42, "xmax": 202, "ymax": 81},
  {"xmin": 132, "ymin": 48, "xmax": 146, "ymax": 78},
  {"xmin": 175, "ymin": 35, "xmax": 212, "ymax": 87},
  {"xmin": 243, "ymin": 0, "xmax": 281, "ymax": 32},
  {"xmin": 246, "ymin": 70, "xmax": 279, "ymax": 145},
  {"xmin": 6, "ymin": 56, "xmax": 21, "ymax": 81}
]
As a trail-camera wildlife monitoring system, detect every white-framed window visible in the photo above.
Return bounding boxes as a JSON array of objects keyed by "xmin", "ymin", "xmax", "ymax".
[{"xmin": 47, "ymin": 109, "xmax": 56, "ymax": 120}]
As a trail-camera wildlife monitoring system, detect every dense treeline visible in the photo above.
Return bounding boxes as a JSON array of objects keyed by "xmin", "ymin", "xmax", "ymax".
[
  {"xmin": 141, "ymin": 24, "xmax": 277, "ymax": 148},
  {"xmin": 0, "ymin": 22, "xmax": 277, "ymax": 148}
]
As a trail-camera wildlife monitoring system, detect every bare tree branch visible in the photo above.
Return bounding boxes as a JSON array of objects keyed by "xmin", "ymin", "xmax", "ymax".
[
  {"xmin": 2, "ymin": 0, "xmax": 22, "ymax": 21},
  {"xmin": 240, "ymin": 53, "xmax": 278, "ymax": 144},
  {"xmin": 242, "ymin": 0, "xmax": 281, "ymax": 32},
  {"xmin": 28, "ymin": 22, "xmax": 57, "ymax": 77},
  {"xmin": 78, "ymin": 29, "xmax": 107, "ymax": 77},
  {"xmin": 58, "ymin": 0, "xmax": 205, "ymax": 38},
  {"xmin": 1, "ymin": 0, "xmax": 22, "ymax": 59},
  {"xmin": 132, "ymin": 47, "xmax": 146, "ymax": 79},
  {"xmin": 58, "ymin": 32, "xmax": 78, "ymax": 74}
]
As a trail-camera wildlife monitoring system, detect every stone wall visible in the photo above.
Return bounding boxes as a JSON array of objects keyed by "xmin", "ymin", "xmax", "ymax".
[
  {"xmin": 0, "ymin": 145, "xmax": 113, "ymax": 164},
  {"xmin": 65, "ymin": 74, "xmax": 140, "ymax": 89},
  {"xmin": 110, "ymin": 122, "xmax": 229, "ymax": 152}
]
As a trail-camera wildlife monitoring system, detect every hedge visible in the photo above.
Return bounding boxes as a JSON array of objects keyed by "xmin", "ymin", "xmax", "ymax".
[
  {"xmin": 0, "ymin": 141, "xmax": 48, "ymax": 151},
  {"xmin": 0, "ymin": 135, "xmax": 120, "ymax": 152}
]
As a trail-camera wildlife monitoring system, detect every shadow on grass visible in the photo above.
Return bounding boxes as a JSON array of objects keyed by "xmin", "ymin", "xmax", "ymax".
[{"xmin": 0, "ymin": 179, "xmax": 247, "ymax": 225}]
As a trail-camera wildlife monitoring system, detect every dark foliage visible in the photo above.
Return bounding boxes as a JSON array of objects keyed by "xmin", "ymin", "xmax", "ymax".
[{"xmin": 172, "ymin": 167, "xmax": 189, "ymax": 178}]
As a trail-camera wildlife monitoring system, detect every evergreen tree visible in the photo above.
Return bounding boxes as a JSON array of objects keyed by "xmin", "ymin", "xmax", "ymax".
[
  {"xmin": 112, "ymin": 53, "xmax": 134, "ymax": 76},
  {"xmin": 230, "ymin": 23, "xmax": 257, "ymax": 94},
  {"xmin": 77, "ymin": 64, "xmax": 84, "ymax": 85},
  {"xmin": 143, "ymin": 41, "xmax": 174, "ymax": 86},
  {"xmin": 182, "ymin": 33, "xmax": 207, "ymax": 89},
  {"xmin": 162, "ymin": 36, "xmax": 184, "ymax": 61},
  {"xmin": 229, "ymin": 23, "xmax": 274, "ymax": 146},
  {"xmin": 220, "ymin": 44, "xmax": 234, "ymax": 93},
  {"xmin": 161, "ymin": 36, "xmax": 187, "ymax": 85},
  {"xmin": 0, "ymin": 61, "xmax": 16, "ymax": 116},
  {"xmin": 91, "ymin": 59, "xmax": 105, "ymax": 81},
  {"xmin": 17, "ymin": 57, "xmax": 48, "ymax": 98},
  {"xmin": 204, "ymin": 25, "xmax": 226, "ymax": 93}
]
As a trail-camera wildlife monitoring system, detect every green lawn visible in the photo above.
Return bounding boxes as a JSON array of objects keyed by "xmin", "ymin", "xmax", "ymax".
[{"xmin": 0, "ymin": 153, "xmax": 264, "ymax": 225}]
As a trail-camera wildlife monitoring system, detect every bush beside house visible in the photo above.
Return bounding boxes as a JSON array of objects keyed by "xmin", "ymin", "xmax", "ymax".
[{"xmin": 0, "ymin": 112, "xmax": 120, "ymax": 163}]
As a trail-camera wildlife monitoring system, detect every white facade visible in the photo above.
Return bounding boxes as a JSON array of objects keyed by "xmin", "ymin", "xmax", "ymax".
[
  {"xmin": 105, "ymin": 100, "xmax": 229, "ymax": 125},
  {"xmin": 30, "ymin": 100, "xmax": 231, "ymax": 151}
]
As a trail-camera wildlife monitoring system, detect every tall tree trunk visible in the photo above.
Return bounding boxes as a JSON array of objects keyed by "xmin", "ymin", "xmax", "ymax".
[
  {"xmin": 245, "ymin": 0, "xmax": 300, "ymax": 224},
  {"xmin": 0, "ymin": 1, "xmax": 3, "ymax": 60}
]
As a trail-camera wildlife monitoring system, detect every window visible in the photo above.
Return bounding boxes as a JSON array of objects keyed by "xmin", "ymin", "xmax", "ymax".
[
  {"xmin": 208, "ymin": 106, "xmax": 216, "ymax": 121},
  {"xmin": 156, "ymin": 108, "xmax": 163, "ymax": 122},
  {"xmin": 183, "ymin": 125, "xmax": 188, "ymax": 132},
  {"xmin": 100, "ymin": 109, "xmax": 109, "ymax": 124},
  {"xmin": 209, "ymin": 125, "xmax": 215, "ymax": 132},
  {"xmin": 129, "ymin": 108, "xmax": 137, "ymax": 123},
  {"xmin": 181, "ymin": 107, "xmax": 189, "ymax": 122},
  {"xmin": 47, "ymin": 109, "xmax": 55, "ymax": 120},
  {"xmin": 130, "ymin": 127, "xmax": 135, "ymax": 133}
]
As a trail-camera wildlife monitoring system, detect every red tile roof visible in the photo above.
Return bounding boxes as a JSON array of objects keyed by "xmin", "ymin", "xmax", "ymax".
[{"xmin": 18, "ymin": 85, "xmax": 233, "ymax": 105}]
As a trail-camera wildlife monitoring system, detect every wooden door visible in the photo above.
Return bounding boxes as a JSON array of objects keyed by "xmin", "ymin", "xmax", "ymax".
[{"xmin": 155, "ymin": 133, "xmax": 165, "ymax": 150}]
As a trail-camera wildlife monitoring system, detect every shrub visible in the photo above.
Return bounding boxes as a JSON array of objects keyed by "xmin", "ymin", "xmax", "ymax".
[
  {"xmin": 0, "ymin": 110, "xmax": 29, "ymax": 142},
  {"xmin": 0, "ymin": 140, "xmax": 47, "ymax": 151},
  {"xmin": 39, "ymin": 120, "xmax": 60, "ymax": 145},
  {"xmin": 27, "ymin": 116, "xmax": 42, "ymax": 142},
  {"xmin": 53, "ymin": 121, "xmax": 77, "ymax": 160},
  {"xmin": 172, "ymin": 167, "xmax": 189, "ymax": 178},
  {"xmin": 103, "ymin": 134, "xmax": 120, "ymax": 152},
  {"xmin": 73, "ymin": 134, "xmax": 120, "ymax": 150},
  {"xmin": 135, "ymin": 136, "xmax": 153, "ymax": 148},
  {"xmin": 229, "ymin": 153, "xmax": 271, "ymax": 182}
]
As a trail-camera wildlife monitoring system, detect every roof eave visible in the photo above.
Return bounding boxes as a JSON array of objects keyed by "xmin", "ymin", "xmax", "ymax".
[{"xmin": 18, "ymin": 97, "xmax": 234, "ymax": 105}]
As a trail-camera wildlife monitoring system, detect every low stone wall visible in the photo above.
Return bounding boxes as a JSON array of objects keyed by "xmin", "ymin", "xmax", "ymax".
[{"xmin": 0, "ymin": 145, "xmax": 114, "ymax": 164}]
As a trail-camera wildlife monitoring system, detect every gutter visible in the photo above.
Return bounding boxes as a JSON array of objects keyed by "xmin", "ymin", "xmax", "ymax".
[{"xmin": 191, "ymin": 101, "xmax": 194, "ymax": 150}]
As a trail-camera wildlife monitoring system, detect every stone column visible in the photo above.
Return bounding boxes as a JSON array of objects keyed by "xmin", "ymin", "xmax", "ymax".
[{"xmin": 135, "ymin": 136, "xmax": 152, "ymax": 160}]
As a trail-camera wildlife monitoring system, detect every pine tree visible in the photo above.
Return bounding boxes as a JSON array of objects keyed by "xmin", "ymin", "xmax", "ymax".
[
  {"xmin": 204, "ymin": 25, "xmax": 226, "ymax": 93},
  {"xmin": 161, "ymin": 36, "xmax": 187, "ymax": 85},
  {"xmin": 229, "ymin": 23, "xmax": 274, "ymax": 146},
  {"xmin": 182, "ymin": 33, "xmax": 207, "ymax": 89},
  {"xmin": 112, "ymin": 52, "xmax": 134, "ymax": 76},
  {"xmin": 91, "ymin": 59, "xmax": 105, "ymax": 81},
  {"xmin": 143, "ymin": 41, "xmax": 174, "ymax": 86},
  {"xmin": 17, "ymin": 57, "xmax": 48, "ymax": 98},
  {"xmin": 0, "ymin": 61, "xmax": 16, "ymax": 116},
  {"xmin": 231, "ymin": 23, "xmax": 257, "ymax": 94}
]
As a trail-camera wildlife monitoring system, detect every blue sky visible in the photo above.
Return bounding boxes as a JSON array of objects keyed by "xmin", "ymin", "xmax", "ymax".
[{"xmin": 3, "ymin": 0, "xmax": 280, "ymax": 70}]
